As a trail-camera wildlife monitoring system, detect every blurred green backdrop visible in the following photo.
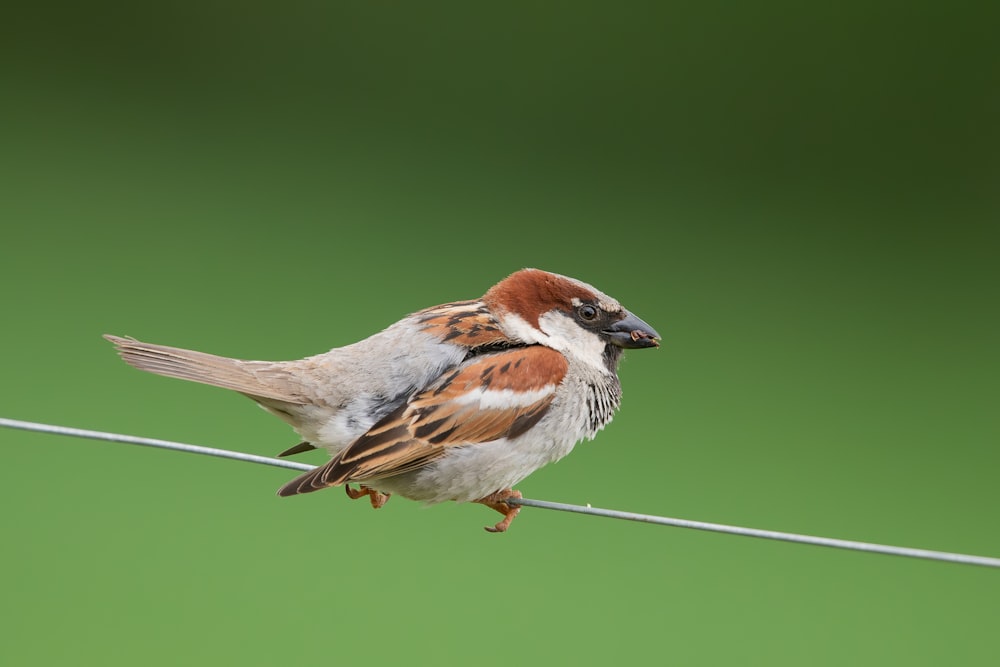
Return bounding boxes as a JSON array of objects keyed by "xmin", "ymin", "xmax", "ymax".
[{"xmin": 2, "ymin": 2, "xmax": 998, "ymax": 665}]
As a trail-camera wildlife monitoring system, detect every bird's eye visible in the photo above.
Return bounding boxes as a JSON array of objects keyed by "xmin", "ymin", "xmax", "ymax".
[{"xmin": 577, "ymin": 304, "xmax": 599, "ymax": 321}]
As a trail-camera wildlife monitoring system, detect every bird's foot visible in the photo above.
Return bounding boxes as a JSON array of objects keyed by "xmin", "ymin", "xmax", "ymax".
[
  {"xmin": 474, "ymin": 488, "xmax": 523, "ymax": 533},
  {"xmin": 345, "ymin": 484, "xmax": 391, "ymax": 509}
]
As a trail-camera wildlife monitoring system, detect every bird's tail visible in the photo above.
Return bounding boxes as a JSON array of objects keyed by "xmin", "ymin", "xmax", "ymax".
[{"xmin": 103, "ymin": 334, "xmax": 309, "ymax": 404}]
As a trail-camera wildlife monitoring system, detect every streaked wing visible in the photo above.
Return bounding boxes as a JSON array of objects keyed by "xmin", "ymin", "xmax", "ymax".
[
  {"xmin": 276, "ymin": 345, "xmax": 568, "ymax": 496},
  {"xmin": 414, "ymin": 300, "xmax": 511, "ymax": 349}
]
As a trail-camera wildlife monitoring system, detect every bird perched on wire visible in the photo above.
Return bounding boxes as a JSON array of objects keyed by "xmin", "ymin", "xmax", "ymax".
[{"xmin": 105, "ymin": 268, "xmax": 660, "ymax": 532}]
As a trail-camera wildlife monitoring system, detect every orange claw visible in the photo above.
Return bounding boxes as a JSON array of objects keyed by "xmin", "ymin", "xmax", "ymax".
[
  {"xmin": 474, "ymin": 488, "xmax": 523, "ymax": 533},
  {"xmin": 345, "ymin": 484, "xmax": 391, "ymax": 509}
]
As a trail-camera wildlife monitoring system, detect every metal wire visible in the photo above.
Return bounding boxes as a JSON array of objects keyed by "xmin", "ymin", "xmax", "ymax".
[
  {"xmin": 0, "ymin": 417, "xmax": 314, "ymax": 473},
  {"xmin": 3, "ymin": 416, "xmax": 998, "ymax": 569},
  {"xmin": 508, "ymin": 498, "xmax": 1000, "ymax": 567}
]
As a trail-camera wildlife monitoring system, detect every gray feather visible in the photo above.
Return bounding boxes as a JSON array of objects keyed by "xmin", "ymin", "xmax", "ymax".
[{"xmin": 103, "ymin": 335, "xmax": 310, "ymax": 404}]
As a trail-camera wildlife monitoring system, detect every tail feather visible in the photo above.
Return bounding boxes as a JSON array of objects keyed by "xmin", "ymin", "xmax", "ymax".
[
  {"xmin": 277, "ymin": 441, "xmax": 318, "ymax": 457},
  {"xmin": 104, "ymin": 334, "xmax": 310, "ymax": 404}
]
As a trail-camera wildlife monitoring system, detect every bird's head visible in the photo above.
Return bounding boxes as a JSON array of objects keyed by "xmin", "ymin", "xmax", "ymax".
[{"xmin": 483, "ymin": 268, "xmax": 660, "ymax": 372}]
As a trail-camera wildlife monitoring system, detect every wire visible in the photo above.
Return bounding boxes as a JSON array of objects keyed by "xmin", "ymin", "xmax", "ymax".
[
  {"xmin": 508, "ymin": 498, "xmax": 1000, "ymax": 567},
  {"xmin": 0, "ymin": 417, "xmax": 314, "ymax": 473},
  {"xmin": 3, "ymin": 416, "xmax": 998, "ymax": 569}
]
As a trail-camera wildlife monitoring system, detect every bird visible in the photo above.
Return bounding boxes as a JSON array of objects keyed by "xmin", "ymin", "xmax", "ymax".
[{"xmin": 104, "ymin": 268, "xmax": 660, "ymax": 532}]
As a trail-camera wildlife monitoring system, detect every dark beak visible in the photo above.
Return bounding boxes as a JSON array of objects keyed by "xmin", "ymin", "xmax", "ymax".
[{"xmin": 603, "ymin": 310, "xmax": 661, "ymax": 349}]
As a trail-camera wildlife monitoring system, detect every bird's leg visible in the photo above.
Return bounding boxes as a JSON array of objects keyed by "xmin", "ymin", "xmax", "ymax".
[
  {"xmin": 345, "ymin": 484, "xmax": 391, "ymax": 509},
  {"xmin": 474, "ymin": 488, "xmax": 523, "ymax": 533}
]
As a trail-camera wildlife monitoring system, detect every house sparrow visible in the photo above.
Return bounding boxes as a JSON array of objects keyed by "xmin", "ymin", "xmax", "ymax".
[{"xmin": 105, "ymin": 269, "xmax": 660, "ymax": 532}]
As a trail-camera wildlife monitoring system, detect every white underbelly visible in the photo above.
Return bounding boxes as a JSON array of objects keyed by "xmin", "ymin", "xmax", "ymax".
[{"xmin": 372, "ymin": 433, "xmax": 580, "ymax": 504}]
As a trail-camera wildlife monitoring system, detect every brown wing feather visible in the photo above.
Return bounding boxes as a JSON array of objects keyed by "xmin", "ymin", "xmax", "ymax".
[
  {"xmin": 276, "ymin": 346, "xmax": 568, "ymax": 496},
  {"xmin": 414, "ymin": 301, "xmax": 511, "ymax": 348}
]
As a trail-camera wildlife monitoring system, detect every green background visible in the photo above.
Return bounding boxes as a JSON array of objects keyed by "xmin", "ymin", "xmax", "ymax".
[{"xmin": 2, "ymin": 2, "xmax": 998, "ymax": 665}]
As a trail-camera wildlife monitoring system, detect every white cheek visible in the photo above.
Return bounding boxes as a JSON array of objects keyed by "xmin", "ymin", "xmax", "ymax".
[
  {"xmin": 537, "ymin": 312, "xmax": 608, "ymax": 371},
  {"xmin": 499, "ymin": 313, "xmax": 550, "ymax": 345}
]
